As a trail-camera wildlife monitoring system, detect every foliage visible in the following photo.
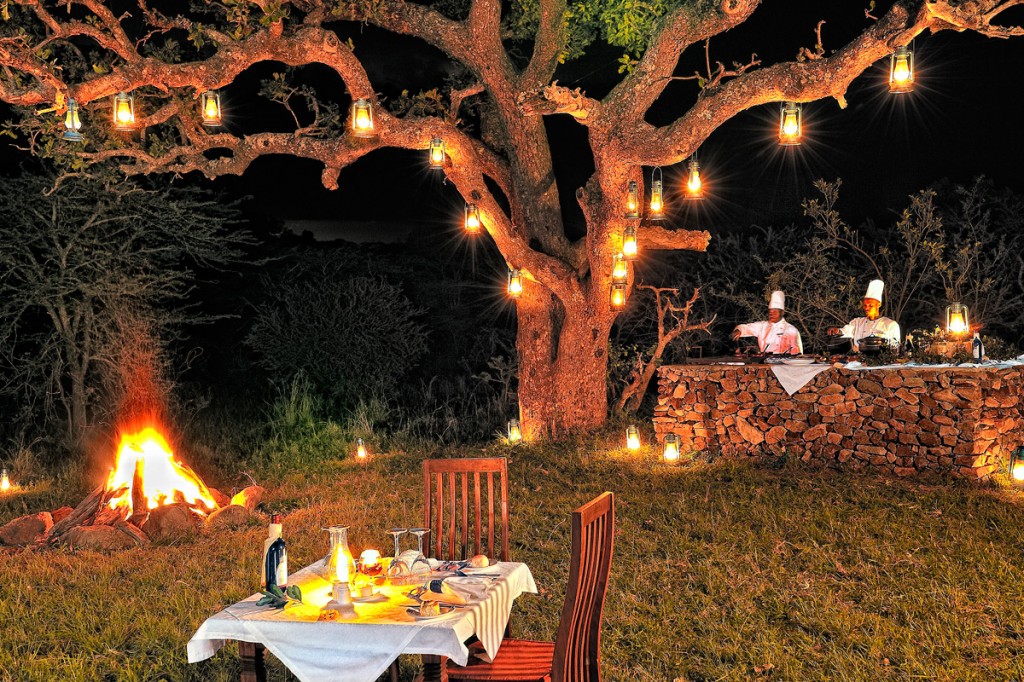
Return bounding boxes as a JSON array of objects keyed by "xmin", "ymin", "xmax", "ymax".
[
  {"xmin": 245, "ymin": 253, "xmax": 428, "ymax": 412},
  {"xmin": 3, "ymin": 435, "xmax": 1024, "ymax": 680},
  {"xmin": 0, "ymin": 171, "xmax": 249, "ymax": 451},
  {"xmin": 256, "ymin": 583, "xmax": 303, "ymax": 609}
]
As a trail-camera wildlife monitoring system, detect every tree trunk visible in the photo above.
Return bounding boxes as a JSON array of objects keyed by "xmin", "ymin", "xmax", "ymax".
[{"xmin": 517, "ymin": 286, "xmax": 611, "ymax": 439}]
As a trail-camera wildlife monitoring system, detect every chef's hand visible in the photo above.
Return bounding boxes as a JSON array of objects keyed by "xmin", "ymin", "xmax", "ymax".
[
  {"xmin": 827, "ymin": 327, "xmax": 841, "ymax": 336},
  {"xmin": 730, "ymin": 328, "xmax": 742, "ymax": 341}
]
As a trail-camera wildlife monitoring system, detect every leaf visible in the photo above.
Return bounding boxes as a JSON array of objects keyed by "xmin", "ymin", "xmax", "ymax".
[{"xmin": 286, "ymin": 585, "xmax": 302, "ymax": 601}]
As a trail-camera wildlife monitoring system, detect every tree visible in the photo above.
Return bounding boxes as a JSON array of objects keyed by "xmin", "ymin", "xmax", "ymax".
[
  {"xmin": 0, "ymin": 1, "xmax": 1020, "ymax": 437},
  {"xmin": 0, "ymin": 173, "xmax": 247, "ymax": 450}
]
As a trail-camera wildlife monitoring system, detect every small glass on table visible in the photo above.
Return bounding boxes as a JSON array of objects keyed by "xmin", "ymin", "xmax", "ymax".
[
  {"xmin": 386, "ymin": 528, "xmax": 410, "ymax": 582},
  {"xmin": 407, "ymin": 528, "xmax": 432, "ymax": 574}
]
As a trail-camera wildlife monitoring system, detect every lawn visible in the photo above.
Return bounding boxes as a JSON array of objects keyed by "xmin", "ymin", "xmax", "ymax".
[{"xmin": 2, "ymin": 435, "xmax": 1023, "ymax": 682}]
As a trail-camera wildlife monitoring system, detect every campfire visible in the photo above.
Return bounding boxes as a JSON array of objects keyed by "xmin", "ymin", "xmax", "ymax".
[{"xmin": 0, "ymin": 424, "xmax": 264, "ymax": 550}]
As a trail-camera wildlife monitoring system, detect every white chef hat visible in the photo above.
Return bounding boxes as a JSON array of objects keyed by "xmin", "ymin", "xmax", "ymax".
[
  {"xmin": 768, "ymin": 290, "xmax": 785, "ymax": 310},
  {"xmin": 864, "ymin": 279, "xmax": 884, "ymax": 302}
]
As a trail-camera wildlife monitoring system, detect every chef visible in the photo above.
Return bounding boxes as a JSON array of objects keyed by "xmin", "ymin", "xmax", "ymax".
[
  {"xmin": 828, "ymin": 279, "xmax": 901, "ymax": 350},
  {"xmin": 730, "ymin": 290, "xmax": 803, "ymax": 355}
]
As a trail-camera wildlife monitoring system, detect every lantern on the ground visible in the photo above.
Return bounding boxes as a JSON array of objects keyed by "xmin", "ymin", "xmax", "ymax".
[
  {"xmin": 63, "ymin": 99, "xmax": 83, "ymax": 141},
  {"xmin": 1009, "ymin": 448, "xmax": 1024, "ymax": 484},
  {"xmin": 429, "ymin": 137, "xmax": 445, "ymax": 169},
  {"xmin": 351, "ymin": 99, "xmax": 375, "ymax": 137},
  {"xmin": 626, "ymin": 425, "xmax": 641, "ymax": 451},
  {"xmin": 464, "ymin": 204, "xmax": 481, "ymax": 233},
  {"xmin": 200, "ymin": 91, "xmax": 222, "ymax": 127},
  {"xmin": 662, "ymin": 434, "xmax": 680, "ymax": 462},
  {"xmin": 508, "ymin": 419, "xmax": 523, "ymax": 443},
  {"xmin": 612, "ymin": 253, "xmax": 628, "ymax": 282},
  {"xmin": 622, "ymin": 225, "xmax": 638, "ymax": 261},
  {"xmin": 778, "ymin": 101, "xmax": 801, "ymax": 146},
  {"xmin": 685, "ymin": 158, "xmax": 703, "ymax": 200},
  {"xmin": 113, "ymin": 91, "xmax": 136, "ymax": 131},
  {"xmin": 0, "ymin": 468, "xmax": 10, "ymax": 492},
  {"xmin": 889, "ymin": 45, "xmax": 914, "ymax": 94},
  {"xmin": 625, "ymin": 181, "xmax": 640, "ymax": 219},
  {"xmin": 356, "ymin": 438, "xmax": 368, "ymax": 461},
  {"xmin": 610, "ymin": 283, "xmax": 627, "ymax": 309},
  {"xmin": 946, "ymin": 302, "xmax": 969, "ymax": 335},
  {"xmin": 507, "ymin": 269, "xmax": 523, "ymax": 298},
  {"xmin": 649, "ymin": 168, "xmax": 664, "ymax": 219}
]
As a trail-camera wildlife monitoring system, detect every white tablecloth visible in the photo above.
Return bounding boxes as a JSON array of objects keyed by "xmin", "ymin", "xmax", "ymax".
[
  {"xmin": 770, "ymin": 363, "xmax": 832, "ymax": 395},
  {"xmin": 187, "ymin": 560, "xmax": 537, "ymax": 682}
]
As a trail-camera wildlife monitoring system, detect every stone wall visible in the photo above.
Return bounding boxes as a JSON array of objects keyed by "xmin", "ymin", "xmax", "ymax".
[{"xmin": 654, "ymin": 364, "xmax": 1024, "ymax": 479}]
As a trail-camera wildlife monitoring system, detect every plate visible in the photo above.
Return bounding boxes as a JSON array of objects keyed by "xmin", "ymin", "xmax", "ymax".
[
  {"xmin": 406, "ymin": 605, "xmax": 457, "ymax": 620},
  {"xmin": 352, "ymin": 593, "xmax": 387, "ymax": 603},
  {"xmin": 781, "ymin": 358, "xmax": 818, "ymax": 366}
]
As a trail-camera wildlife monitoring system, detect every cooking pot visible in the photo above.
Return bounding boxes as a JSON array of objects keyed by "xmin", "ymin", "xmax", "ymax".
[
  {"xmin": 858, "ymin": 336, "xmax": 888, "ymax": 355},
  {"xmin": 735, "ymin": 336, "xmax": 760, "ymax": 355},
  {"xmin": 826, "ymin": 336, "xmax": 852, "ymax": 354}
]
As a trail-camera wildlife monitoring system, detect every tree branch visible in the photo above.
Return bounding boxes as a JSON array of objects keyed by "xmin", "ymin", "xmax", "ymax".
[
  {"xmin": 638, "ymin": 224, "xmax": 711, "ymax": 252},
  {"xmin": 520, "ymin": 0, "xmax": 568, "ymax": 88}
]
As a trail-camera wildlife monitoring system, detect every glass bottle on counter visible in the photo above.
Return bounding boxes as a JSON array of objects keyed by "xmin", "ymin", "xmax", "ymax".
[
  {"xmin": 262, "ymin": 513, "xmax": 288, "ymax": 588},
  {"xmin": 972, "ymin": 332, "xmax": 984, "ymax": 363}
]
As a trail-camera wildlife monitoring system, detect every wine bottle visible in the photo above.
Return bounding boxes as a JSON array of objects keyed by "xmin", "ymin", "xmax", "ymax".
[
  {"xmin": 261, "ymin": 513, "xmax": 284, "ymax": 588},
  {"xmin": 972, "ymin": 332, "xmax": 984, "ymax": 363}
]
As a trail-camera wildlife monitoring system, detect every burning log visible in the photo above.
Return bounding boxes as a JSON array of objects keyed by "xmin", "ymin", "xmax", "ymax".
[{"xmin": 47, "ymin": 485, "xmax": 104, "ymax": 544}]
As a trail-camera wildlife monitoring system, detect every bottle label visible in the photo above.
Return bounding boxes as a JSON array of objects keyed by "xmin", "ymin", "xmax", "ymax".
[{"xmin": 277, "ymin": 551, "xmax": 288, "ymax": 587}]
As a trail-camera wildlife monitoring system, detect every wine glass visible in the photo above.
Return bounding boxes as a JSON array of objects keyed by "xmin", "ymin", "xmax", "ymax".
[
  {"xmin": 408, "ymin": 528, "xmax": 432, "ymax": 573},
  {"xmin": 386, "ymin": 528, "xmax": 410, "ymax": 580}
]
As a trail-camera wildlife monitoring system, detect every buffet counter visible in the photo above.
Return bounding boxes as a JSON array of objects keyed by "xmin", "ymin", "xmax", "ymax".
[{"xmin": 653, "ymin": 362, "xmax": 1024, "ymax": 479}]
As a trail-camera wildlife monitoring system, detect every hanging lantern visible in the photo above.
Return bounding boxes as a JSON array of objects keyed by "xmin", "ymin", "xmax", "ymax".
[
  {"xmin": 428, "ymin": 137, "xmax": 445, "ymax": 169},
  {"xmin": 685, "ymin": 158, "xmax": 703, "ymax": 200},
  {"xmin": 649, "ymin": 168, "xmax": 664, "ymax": 220},
  {"xmin": 778, "ymin": 101, "xmax": 802, "ymax": 146},
  {"xmin": 356, "ymin": 437, "xmax": 368, "ymax": 461},
  {"xmin": 507, "ymin": 419, "xmax": 523, "ymax": 443},
  {"xmin": 1009, "ymin": 448, "xmax": 1024, "ymax": 485},
  {"xmin": 662, "ymin": 434, "xmax": 681, "ymax": 463},
  {"xmin": 946, "ymin": 302, "xmax": 969, "ymax": 335},
  {"xmin": 351, "ymin": 98, "xmax": 375, "ymax": 137},
  {"xmin": 889, "ymin": 45, "xmax": 915, "ymax": 94},
  {"xmin": 625, "ymin": 180, "xmax": 640, "ymax": 219},
  {"xmin": 62, "ymin": 99, "xmax": 83, "ymax": 141},
  {"xmin": 612, "ymin": 253, "xmax": 629, "ymax": 282},
  {"xmin": 507, "ymin": 268, "xmax": 523, "ymax": 298},
  {"xmin": 113, "ymin": 91, "xmax": 136, "ymax": 131},
  {"xmin": 610, "ymin": 283, "xmax": 627, "ymax": 309},
  {"xmin": 622, "ymin": 225, "xmax": 638, "ymax": 261},
  {"xmin": 626, "ymin": 425, "xmax": 641, "ymax": 451},
  {"xmin": 200, "ymin": 91, "xmax": 222, "ymax": 127},
  {"xmin": 464, "ymin": 204, "xmax": 481, "ymax": 233},
  {"xmin": 0, "ymin": 468, "xmax": 10, "ymax": 492}
]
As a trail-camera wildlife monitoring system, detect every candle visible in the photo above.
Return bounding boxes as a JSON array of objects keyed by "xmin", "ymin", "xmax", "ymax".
[{"xmin": 360, "ymin": 549, "xmax": 382, "ymax": 573}]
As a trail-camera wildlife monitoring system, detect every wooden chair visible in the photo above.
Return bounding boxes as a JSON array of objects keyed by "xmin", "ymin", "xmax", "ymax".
[
  {"xmin": 423, "ymin": 457, "xmax": 510, "ymax": 562},
  {"xmin": 445, "ymin": 491, "xmax": 616, "ymax": 682}
]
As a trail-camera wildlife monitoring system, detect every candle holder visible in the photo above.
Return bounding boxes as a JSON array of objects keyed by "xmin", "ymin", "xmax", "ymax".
[{"xmin": 322, "ymin": 580, "xmax": 357, "ymax": 619}]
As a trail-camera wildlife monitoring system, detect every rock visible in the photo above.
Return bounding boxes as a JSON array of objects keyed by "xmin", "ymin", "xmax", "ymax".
[
  {"xmin": 51, "ymin": 506, "xmax": 74, "ymax": 524},
  {"xmin": 765, "ymin": 426, "xmax": 788, "ymax": 445},
  {"xmin": 894, "ymin": 388, "xmax": 920, "ymax": 405},
  {"xmin": 894, "ymin": 467, "xmax": 916, "ymax": 477},
  {"xmin": 207, "ymin": 487, "xmax": 232, "ymax": 509},
  {"xmin": 857, "ymin": 379, "xmax": 883, "ymax": 395},
  {"xmin": 803, "ymin": 424, "xmax": 828, "ymax": 442},
  {"xmin": 0, "ymin": 512, "xmax": 53, "ymax": 546},
  {"xmin": 205, "ymin": 504, "xmax": 252, "ymax": 531},
  {"xmin": 63, "ymin": 525, "xmax": 138, "ymax": 551},
  {"xmin": 883, "ymin": 374, "xmax": 903, "ymax": 389},
  {"xmin": 735, "ymin": 417, "xmax": 764, "ymax": 446},
  {"xmin": 142, "ymin": 503, "xmax": 197, "ymax": 543}
]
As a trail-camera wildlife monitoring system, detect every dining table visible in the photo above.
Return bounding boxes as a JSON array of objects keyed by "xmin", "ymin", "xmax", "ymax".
[{"xmin": 187, "ymin": 557, "xmax": 538, "ymax": 682}]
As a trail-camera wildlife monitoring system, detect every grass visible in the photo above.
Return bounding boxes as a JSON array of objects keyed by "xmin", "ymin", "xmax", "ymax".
[{"xmin": 2, "ymin": 433, "xmax": 1024, "ymax": 682}]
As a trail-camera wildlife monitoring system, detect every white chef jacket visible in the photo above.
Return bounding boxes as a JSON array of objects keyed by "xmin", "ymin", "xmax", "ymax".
[
  {"xmin": 839, "ymin": 316, "xmax": 901, "ymax": 349},
  {"xmin": 735, "ymin": 319, "xmax": 803, "ymax": 355}
]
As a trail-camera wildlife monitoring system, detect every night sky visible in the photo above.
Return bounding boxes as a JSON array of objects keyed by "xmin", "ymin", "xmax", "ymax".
[{"xmin": 3, "ymin": 2, "xmax": 1024, "ymax": 236}]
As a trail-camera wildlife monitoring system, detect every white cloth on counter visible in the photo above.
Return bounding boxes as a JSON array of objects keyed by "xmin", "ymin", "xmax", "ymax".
[
  {"xmin": 771, "ymin": 364, "xmax": 832, "ymax": 395},
  {"xmin": 838, "ymin": 316, "xmax": 900, "ymax": 350},
  {"xmin": 187, "ymin": 559, "xmax": 537, "ymax": 682},
  {"xmin": 735, "ymin": 319, "xmax": 803, "ymax": 354}
]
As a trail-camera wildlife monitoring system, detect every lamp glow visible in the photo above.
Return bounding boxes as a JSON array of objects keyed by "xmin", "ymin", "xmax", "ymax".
[
  {"xmin": 622, "ymin": 225, "xmax": 638, "ymax": 261},
  {"xmin": 946, "ymin": 302, "xmax": 969, "ymax": 335},
  {"xmin": 612, "ymin": 254, "xmax": 628, "ymax": 282},
  {"xmin": 200, "ymin": 91, "xmax": 222, "ymax": 127},
  {"xmin": 0, "ymin": 468, "xmax": 10, "ymax": 492},
  {"xmin": 508, "ymin": 419, "xmax": 522, "ymax": 443},
  {"xmin": 663, "ymin": 434, "xmax": 681, "ymax": 462},
  {"xmin": 356, "ymin": 437, "xmax": 368, "ymax": 461},
  {"xmin": 626, "ymin": 426, "xmax": 641, "ymax": 451},
  {"xmin": 778, "ymin": 101, "xmax": 801, "ymax": 146},
  {"xmin": 889, "ymin": 46, "xmax": 914, "ymax": 93},
  {"xmin": 429, "ymin": 137, "xmax": 445, "ymax": 169},
  {"xmin": 610, "ymin": 283, "xmax": 627, "ymax": 309},
  {"xmin": 113, "ymin": 91, "xmax": 136, "ymax": 131},
  {"xmin": 507, "ymin": 269, "xmax": 523, "ymax": 298},
  {"xmin": 649, "ymin": 168, "xmax": 664, "ymax": 219},
  {"xmin": 625, "ymin": 181, "xmax": 640, "ymax": 219},
  {"xmin": 63, "ymin": 99, "xmax": 83, "ymax": 141},
  {"xmin": 464, "ymin": 204, "xmax": 481, "ymax": 233},
  {"xmin": 685, "ymin": 158, "xmax": 703, "ymax": 200},
  {"xmin": 1009, "ymin": 448, "xmax": 1024, "ymax": 485},
  {"xmin": 351, "ymin": 99, "xmax": 375, "ymax": 137}
]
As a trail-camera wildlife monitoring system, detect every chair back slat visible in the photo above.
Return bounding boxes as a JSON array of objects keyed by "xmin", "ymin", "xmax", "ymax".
[
  {"xmin": 423, "ymin": 458, "xmax": 510, "ymax": 562},
  {"xmin": 551, "ymin": 492, "xmax": 615, "ymax": 682}
]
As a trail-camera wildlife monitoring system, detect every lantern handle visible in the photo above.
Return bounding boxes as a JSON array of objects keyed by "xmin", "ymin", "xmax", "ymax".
[{"xmin": 652, "ymin": 166, "xmax": 663, "ymax": 184}]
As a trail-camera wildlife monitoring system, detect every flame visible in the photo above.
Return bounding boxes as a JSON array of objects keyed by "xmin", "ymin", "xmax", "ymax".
[
  {"xmin": 105, "ymin": 427, "xmax": 216, "ymax": 515},
  {"xmin": 948, "ymin": 313, "xmax": 968, "ymax": 334},
  {"xmin": 0, "ymin": 471, "xmax": 11, "ymax": 492},
  {"xmin": 782, "ymin": 111, "xmax": 799, "ymax": 136},
  {"xmin": 355, "ymin": 108, "xmax": 372, "ymax": 130},
  {"xmin": 1012, "ymin": 460, "xmax": 1024, "ymax": 482},
  {"xmin": 115, "ymin": 100, "xmax": 134, "ymax": 125},
  {"xmin": 205, "ymin": 98, "xmax": 220, "ymax": 120}
]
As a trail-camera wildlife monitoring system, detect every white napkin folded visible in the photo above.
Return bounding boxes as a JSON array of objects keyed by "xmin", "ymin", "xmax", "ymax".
[{"xmin": 443, "ymin": 576, "xmax": 489, "ymax": 602}]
